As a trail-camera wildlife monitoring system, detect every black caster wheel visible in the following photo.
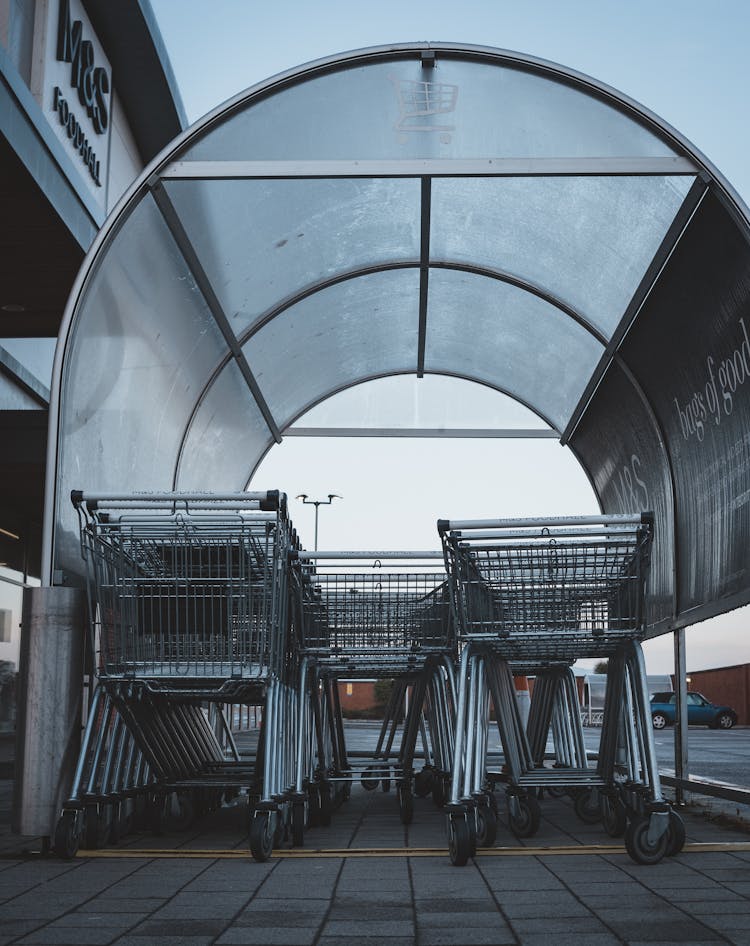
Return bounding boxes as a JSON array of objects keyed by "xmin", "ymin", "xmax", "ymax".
[
  {"xmin": 624, "ymin": 816, "xmax": 669, "ymax": 865},
  {"xmin": 250, "ymin": 810, "xmax": 275, "ymax": 863},
  {"xmin": 666, "ymin": 809, "xmax": 686, "ymax": 856},
  {"xmin": 414, "ymin": 767, "xmax": 433, "ymax": 798},
  {"xmin": 308, "ymin": 785, "xmax": 321, "ymax": 827},
  {"xmin": 83, "ymin": 804, "xmax": 100, "ymax": 850},
  {"xmin": 361, "ymin": 766, "xmax": 379, "ymax": 791},
  {"xmin": 600, "ymin": 793, "xmax": 627, "ymax": 838},
  {"xmin": 292, "ymin": 801, "xmax": 305, "ymax": 847},
  {"xmin": 448, "ymin": 814, "xmax": 473, "ymax": 867},
  {"xmin": 54, "ymin": 810, "xmax": 81, "ymax": 860},
  {"xmin": 573, "ymin": 788, "xmax": 601, "ymax": 825},
  {"xmin": 508, "ymin": 793, "xmax": 541, "ymax": 839},
  {"xmin": 398, "ymin": 787, "xmax": 414, "ymax": 825},
  {"xmin": 163, "ymin": 791, "xmax": 196, "ymax": 833},
  {"xmin": 475, "ymin": 803, "xmax": 497, "ymax": 847},
  {"xmin": 319, "ymin": 784, "xmax": 332, "ymax": 827}
]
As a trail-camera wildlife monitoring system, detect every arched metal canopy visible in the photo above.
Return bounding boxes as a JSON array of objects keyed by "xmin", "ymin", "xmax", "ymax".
[{"xmin": 47, "ymin": 43, "xmax": 750, "ymax": 636}]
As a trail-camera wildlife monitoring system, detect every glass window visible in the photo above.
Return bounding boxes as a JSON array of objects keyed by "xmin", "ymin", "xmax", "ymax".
[
  {"xmin": 296, "ymin": 375, "xmax": 549, "ymax": 430},
  {"xmin": 424, "ymin": 268, "xmax": 603, "ymax": 431},
  {"xmin": 431, "ymin": 176, "xmax": 694, "ymax": 339},
  {"xmin": 164, "ymin": 178, "xmax": 421, "ymax": 339},
  {"xmin": 177, "ymin": 358, "xmax": 275, "ymax": 489},
  {"xmin": 242, "ymin": 268, "xmax": 420, "ymax": 430},
  {"xmin": 55, "ymin": 194, "xmax": 232, "ymax": 575}
]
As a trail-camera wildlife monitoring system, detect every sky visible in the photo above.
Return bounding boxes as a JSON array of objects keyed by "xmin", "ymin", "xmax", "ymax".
[{"xmin": 146, "ymin": 0, "xmax": 750, "ymax": 676}]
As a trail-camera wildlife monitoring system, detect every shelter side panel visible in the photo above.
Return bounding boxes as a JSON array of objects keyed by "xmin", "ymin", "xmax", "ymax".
[
  {"xmin": 619, "ymin": 189, "xmax": 750, "ymax": 617},
  {"xmin": 570, "ymin": 361, "xmax": 674, "ymax": 631}
]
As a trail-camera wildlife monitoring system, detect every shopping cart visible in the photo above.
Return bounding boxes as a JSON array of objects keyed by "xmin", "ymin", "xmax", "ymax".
[
  {"xmin": 439, "ymin": 513, "xmax": 683, "ymax": 865},
  {"xmin": 292, "ymin": 551, "xmax": 456, "ymax": 827},
  {"xmin": 54, "ymin": 491, "xmax": 305, "ymax": 861}
]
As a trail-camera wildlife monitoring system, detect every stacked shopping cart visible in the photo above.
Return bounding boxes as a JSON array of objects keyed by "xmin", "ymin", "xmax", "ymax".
[
  {"xmin": 54, "ymin": 492, "xmax": 682, "ymax": 868},
  {"xmin": 54, "ymin": 491, "xmax": 309, "ymax": 861},
  {"xmin": 438, "ymin": 513, "xmax": 683, "ymax": 865},
  {"xmin": 292, "ymin": 552, "xmax": 456, "ymax": 827}
]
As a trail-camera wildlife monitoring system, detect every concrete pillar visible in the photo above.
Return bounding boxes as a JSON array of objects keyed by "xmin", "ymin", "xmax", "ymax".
[{"xmin": 12, "ymin": 586, "xmax": 85, "ymax": 839}]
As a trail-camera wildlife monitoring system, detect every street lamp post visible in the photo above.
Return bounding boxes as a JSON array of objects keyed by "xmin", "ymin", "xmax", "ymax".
[{"xmin": 295, "ymin": 493, "xmax": 341, "ymax": 550}]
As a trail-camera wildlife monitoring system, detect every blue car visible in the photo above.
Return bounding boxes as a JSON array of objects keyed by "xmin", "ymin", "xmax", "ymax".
[{"xmin": 650, "ymin": 691, "xmax": 737, "ymax": 730}]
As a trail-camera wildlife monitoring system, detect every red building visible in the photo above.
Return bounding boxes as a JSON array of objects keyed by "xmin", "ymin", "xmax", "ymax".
[{"xmin": 683, "ymin": 664, "xmax": 750, "ymax": 726}]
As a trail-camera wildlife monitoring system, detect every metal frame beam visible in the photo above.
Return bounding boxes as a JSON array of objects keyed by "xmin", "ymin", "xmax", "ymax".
[
  {"xmin": 148, "ymin": 178, "xmax": 282, "ymax": 444},
  {"xmin": 417, "ymin": 177, "xmax": 431, "ymax": 377},
  {"xmin": 160, "ymin": 156, "xmax": 698, "ymax": 180},
  {"xmin": 284, "ymin": 427, "xmax": 558, "ymax": 439}
]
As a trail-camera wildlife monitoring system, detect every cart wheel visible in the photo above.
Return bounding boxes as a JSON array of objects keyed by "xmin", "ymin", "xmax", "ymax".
[
  {"xmin": 82, "ymin": 804, "xmax": 100, "ymax": 850},
  {"xmin": 54, "ymin": 810, "xmax": 80, "ymax": 860},
  {"xmin": 508, "ymin": 794, "xmax": 541, "ymax": 839},
  {"xmin": 573, "ymin": 788, "xmax": 601, "ymax": 825},
  {"xmin": 546, "ymin": 786, "xmax": 568, "ymax": 799},
  {"xmin": 448, "ymin": 814, "xmax": 472, "ymax": 867},
  {"xmin": 319, "ymin": 783, "xmax": 332, "ymax": 826},
  {"xmin": 600, "ymin": 794, "xmax": 627, "ymax": 838},
  {"xmin": 432, "ymin": 776, "xmax": 446, "ymax": 808},
  {"xmin": 665, "ymin": 809, "xmax": 686, "ymax": 856},
  {"xmin": 250, "ymin": 811, "xmax": 275, "ymax": 862},
  {"xmin": 624, "ymin": 816, "xmax": 669, "ymax": 865},
  {"xmin": 108, "ymin": 803, "xmax": 121, "ymax": 845},
  {"xmin": 361, "ymin": 767, "xmax": 379, "ymax": 791},
  {"xmin": 398, "ymin": 786, "xmax": 414, "ymax": 825},
  {"xmin": 381, "ymin": 768, "xmax": 391, "ymax": 793},
  {"xmin": 148, "ymin": 793, "xmax": 164, "ymax": 835},
  {"xmin": 414, "ymin": 768, "xmax": 433, "ymax": 798},
  {"xmin": 308, "ymin": 785, "xmax": 321, "ymax": 827},
  {"xmin": 292, "ymin": 801, "xmax": 305, "ymax": 847},
  {"xmin": 475, "ymin": 803, "xmax": 497, "ymax": 848},
  {"xmin": 163, "ymin": 791, "xmax": 195, "ymax": 833}
]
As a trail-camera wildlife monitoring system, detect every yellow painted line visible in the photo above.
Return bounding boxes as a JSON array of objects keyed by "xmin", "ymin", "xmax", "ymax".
[{"xmin": 75, "ymin": 840, "xmax": 750, "ymax": 860}]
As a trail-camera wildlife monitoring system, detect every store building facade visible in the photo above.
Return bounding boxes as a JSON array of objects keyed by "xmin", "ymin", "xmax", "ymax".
[{"xmin": 0, "ymin": 0, "xmax": 184, "ymax": 759}]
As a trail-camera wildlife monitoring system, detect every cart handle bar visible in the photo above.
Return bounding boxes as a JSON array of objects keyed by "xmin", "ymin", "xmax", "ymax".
[
  {"xmin": 437, "ymin": 512, "xmax": 653, "ymax": 534},
  {"xmin": 71, "ymin": 489, "xmax": 284, "ymax": 513},
  {"xmin": 292, "ymin": 550, "xmax": 444, "ymax": 560}
]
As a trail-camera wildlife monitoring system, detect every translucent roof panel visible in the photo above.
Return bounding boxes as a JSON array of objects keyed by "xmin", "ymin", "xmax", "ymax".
[
  {"xmin": 296, "ymin": 375, "xmax": 550, "ymax": 429},
  {"xmin": 424, "ymin": 268, "xmax": 604, "ymax": 431},
  {"xmin": 431, "ymin": 176, "xmax": 694, "ymax": 339},
  {"xmin": 242, "ymin": 268, "xmax": 420, "ymax": 429},
  {"xmin": 164, "ymin": 178, "xmax": 421, "ymax": 339},
  {"xmin": 184, "ymin": 54, "xmax": 683, "ymax": 161},
  {"xmin": 56, "ymin": 192, "xmax": 232, "ymax": 568},
  {"xmin": 176, "ymin": 358, "xmax": 275, "ymax": 489}
]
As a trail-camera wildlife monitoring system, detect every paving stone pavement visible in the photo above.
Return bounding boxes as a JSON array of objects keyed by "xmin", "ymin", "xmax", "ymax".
[{"xmin": 1, "ymin": 784, "xmax": 750, "ymax": 945}]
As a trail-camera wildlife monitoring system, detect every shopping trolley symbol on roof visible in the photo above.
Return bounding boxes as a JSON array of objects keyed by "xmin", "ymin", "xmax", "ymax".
[{"xmin": 390, "ymin": 74, "xmax": 458, "ymax": 143}]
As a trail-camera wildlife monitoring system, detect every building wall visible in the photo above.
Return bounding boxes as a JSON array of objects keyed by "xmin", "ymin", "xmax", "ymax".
[
  {"xmin": 686, "ymin": 664, "xmax": 750, "ymax": 725},
  {"xmin": 107, "ymin": 88, "xmax": 141, "ymax": 212},
  {"xmin": 337, "ymin": 680, "xmax": 377, "ymax": 714}
]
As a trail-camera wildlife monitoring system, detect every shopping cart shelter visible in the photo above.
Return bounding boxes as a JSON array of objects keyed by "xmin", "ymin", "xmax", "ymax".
[{"xmin": 17, "ymin": 44, "xmax": 750, "ymax": 841}]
